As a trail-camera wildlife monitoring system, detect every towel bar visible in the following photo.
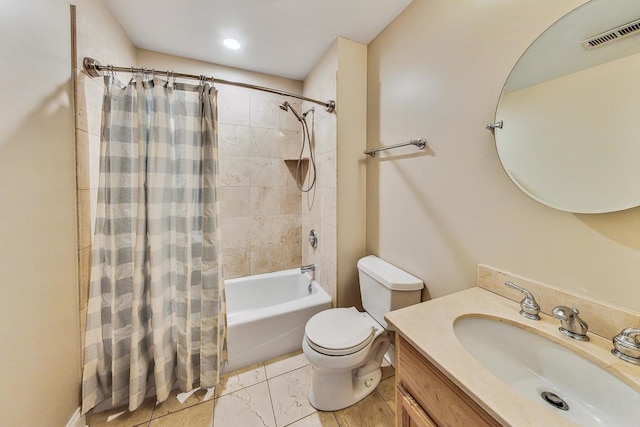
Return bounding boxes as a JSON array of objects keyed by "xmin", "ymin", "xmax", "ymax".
[{"xmin": 364, "ymin": 138, "xmax": 426, "ymax": 157}]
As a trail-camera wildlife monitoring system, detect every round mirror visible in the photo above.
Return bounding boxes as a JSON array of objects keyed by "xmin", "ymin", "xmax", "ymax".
[{"xmin": 494, "ymin": 0, "xmax": 640, "ymax": 213}]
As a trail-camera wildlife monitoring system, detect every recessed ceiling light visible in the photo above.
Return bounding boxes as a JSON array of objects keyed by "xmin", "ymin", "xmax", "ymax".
[{"xmin": 223, "ymin": 38, "xmax": 242, "ymax": 50}]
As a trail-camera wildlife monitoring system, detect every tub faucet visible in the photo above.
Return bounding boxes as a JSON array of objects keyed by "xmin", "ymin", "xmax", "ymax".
[
  {"xmin": 301, "ymin": 264, "xmax": 315, "ymax": 294},
  {"xmin": 301, "ymin": 264, "xmax": 315, "ymax": 274},
  {"xmin": 552, "ymin": 306, "xmax": 589, "ymax": 341}
]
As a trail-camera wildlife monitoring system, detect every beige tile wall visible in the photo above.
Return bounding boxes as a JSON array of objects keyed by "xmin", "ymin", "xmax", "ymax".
[
  {"xmin": 218, "ymin": 90, "xmax": 304, "ymax": 278},
  {"xmin": 302, "ymin": 42, "xmax": 339, "ymax": 304}
]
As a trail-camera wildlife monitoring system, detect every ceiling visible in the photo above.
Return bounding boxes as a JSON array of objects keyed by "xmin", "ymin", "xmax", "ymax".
[{"xmin": 105, "ymin": 0, "xmax": 413, "ymax": 81}]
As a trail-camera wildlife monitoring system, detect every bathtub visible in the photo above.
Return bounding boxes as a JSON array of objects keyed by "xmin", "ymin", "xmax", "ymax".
[{"xmin": 222, "ymin": 268, "xmax": 332, "ymax": 373}]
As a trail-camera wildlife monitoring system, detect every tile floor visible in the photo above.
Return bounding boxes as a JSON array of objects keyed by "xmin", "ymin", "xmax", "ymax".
[{"xmin": 87, "ymin": 351, "xmax": 396, "ymax": 427}]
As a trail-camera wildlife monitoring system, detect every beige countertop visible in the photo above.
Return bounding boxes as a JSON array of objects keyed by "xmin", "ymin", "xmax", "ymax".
[{"xmin": 385, "ymin": 287, "xmax": 640, "ymax": 427}]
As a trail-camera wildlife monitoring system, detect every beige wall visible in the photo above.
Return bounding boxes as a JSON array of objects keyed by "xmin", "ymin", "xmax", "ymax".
[
  {"xmin": 0, "ymin": 1, "xmax": 80, "ymax": 425},
  {"xmin": 367, "ymin": 0, "xmax": 640, "ymax": 312},
  {"xmin": 336, "ymin": 39, "xmax": 368, "ymax": 309}
]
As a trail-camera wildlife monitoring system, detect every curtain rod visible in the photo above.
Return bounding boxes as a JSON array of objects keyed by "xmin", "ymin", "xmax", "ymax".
[{"xmin": 82, "ymin": 57, "xmax": 336, "ymax": 113}]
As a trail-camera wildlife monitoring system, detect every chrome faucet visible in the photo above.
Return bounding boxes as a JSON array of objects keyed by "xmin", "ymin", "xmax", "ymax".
[
  {"xmin": 612, "ymin": 328, "xmax": 640, "ymax": 365},
  {"xmin": 301, "ymin": 264, "xmax": 315, "ymax": 294},
  {"xmin": 552, "ymin": 306, "xmax": 589, "ymax": 341},
  {"xmin": 504, "ymin": 281, "xmax": 540, "ymax": 320},
  {"xmin": 301, "ymin": 264, "xmax": 315, "ymax": 274}
]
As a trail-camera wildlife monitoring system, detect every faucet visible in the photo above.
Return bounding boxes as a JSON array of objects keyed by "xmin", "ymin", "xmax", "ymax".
[
  {"xmin": 301, "ymin": 264, "xmax": 315, "ymax": 274},
  {"xmin": 504, "ymin": 281, "xmax": 540, "ymax": 320},
  {"xmin": 612, "ymin": 327, "xmax": 640, "ymax": 365},
  {"xmin": 552, "ymin": 306, "xmax": 589, "ymax": 341},
  {"xmin": 301, "ymin": 264, "xmax": 315, "ymax": 294}
]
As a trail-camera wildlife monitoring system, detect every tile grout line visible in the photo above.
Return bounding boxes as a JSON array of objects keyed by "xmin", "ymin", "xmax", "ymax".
[{"xmin": 264, "ymin": 372, "xmax": 279, "ymax": 427}]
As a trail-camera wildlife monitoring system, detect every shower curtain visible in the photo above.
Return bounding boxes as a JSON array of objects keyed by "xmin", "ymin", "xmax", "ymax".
[{"xmin": 82, "ymin": 74, "xmax": 226, "ymax": 413}]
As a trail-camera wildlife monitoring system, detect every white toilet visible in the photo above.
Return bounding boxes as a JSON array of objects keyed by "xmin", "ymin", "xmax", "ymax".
[{"xmin": 302, "ymin": 255, "xmax": 424, "ymax": 411}]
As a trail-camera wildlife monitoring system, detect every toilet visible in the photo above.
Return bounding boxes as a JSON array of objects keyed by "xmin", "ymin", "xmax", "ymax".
[{"xmin": 302, "ymin": 255, "xmax": 424, "ymax": 411}]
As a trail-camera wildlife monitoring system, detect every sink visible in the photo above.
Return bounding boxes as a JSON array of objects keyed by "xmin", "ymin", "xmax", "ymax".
[{"xmin": 454, "ymin": 316, "xmax": 640, "ymax": 427}]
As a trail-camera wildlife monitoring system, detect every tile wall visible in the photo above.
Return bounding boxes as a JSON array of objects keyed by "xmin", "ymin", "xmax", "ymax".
[
  {"xmin": 301, "ymin": 104, "xmax": 338, "ymax": 303},
  {"xmin": 301, "ymin": 41, "xmax": 339, "ymax": 305},
  {"xmin": 217, "ymin": 89, "xmax": 305, "ymax": 278}
]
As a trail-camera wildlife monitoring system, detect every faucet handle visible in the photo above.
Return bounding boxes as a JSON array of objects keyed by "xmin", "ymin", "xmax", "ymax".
[
  {"xmin": 552, "ymin": 306, "xmax": 589, "ymax": 341},
  {"xmin": 612, "ymin": 327, "xmax": 640, "ymax": 365},
  {"xmin": 504, "ymin": 281, "xmax": 540, "ymax": 321}
]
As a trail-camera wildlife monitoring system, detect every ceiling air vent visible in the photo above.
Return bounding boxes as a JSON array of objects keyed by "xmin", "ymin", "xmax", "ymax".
[{"xmin": 581, "ymin": 18, "xmax": 640, "ymax": 50}]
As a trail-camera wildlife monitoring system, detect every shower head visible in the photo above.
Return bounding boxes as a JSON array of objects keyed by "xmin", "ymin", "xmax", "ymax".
[{"xmin": 280, "ymin": 101, "xmax": 303, "ymax": 122}]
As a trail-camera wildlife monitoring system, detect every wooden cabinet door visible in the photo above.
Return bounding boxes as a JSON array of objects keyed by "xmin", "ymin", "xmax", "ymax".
[
  {"xmin": 397, "ymin": 336, "xmax": 501, "ymax": 427},
  {"xmin": 396, "ymin": 383, "xmax": 437, "ymax": 427}
]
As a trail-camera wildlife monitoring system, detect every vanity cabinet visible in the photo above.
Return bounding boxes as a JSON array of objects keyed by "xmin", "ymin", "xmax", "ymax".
[
  {"xmin": 396, "ymin": 336, "xmax": 501, "ymax": 427},
  {"xmin": 397, "ymin": 382, "xmax": 437, "ymax": 427}
]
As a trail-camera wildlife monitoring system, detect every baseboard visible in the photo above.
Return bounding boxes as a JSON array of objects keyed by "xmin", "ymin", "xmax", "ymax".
[{"xmin": 65, "ymin": 407, "xmax": 86, "ymax": 427}]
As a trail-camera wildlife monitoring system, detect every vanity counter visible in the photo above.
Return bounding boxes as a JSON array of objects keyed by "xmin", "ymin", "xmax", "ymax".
[{"xmin": 385, "ymin": 286, "xmax": 640, "ymax": 427}]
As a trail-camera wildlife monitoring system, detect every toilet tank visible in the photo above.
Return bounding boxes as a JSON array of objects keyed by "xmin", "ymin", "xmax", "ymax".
[{"xmin": 357, "ymin": 255, "xmax": 424, "ymax": 329}]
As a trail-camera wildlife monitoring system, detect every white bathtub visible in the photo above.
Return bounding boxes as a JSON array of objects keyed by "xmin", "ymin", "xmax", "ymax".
[{"xmin": 223, "ymin": 268, "xmax": 332, "ymax": 373}]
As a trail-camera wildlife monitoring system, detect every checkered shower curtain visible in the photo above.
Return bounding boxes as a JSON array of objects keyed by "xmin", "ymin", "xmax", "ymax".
[{"xmin": 82, "ymin": 75, "xmax": 226, "ymax": 414}]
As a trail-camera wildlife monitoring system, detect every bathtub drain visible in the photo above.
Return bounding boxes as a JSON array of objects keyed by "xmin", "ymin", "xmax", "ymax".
[{"xmin": 540, "ymin": 391, "xmax": 569, "ymax": 411}]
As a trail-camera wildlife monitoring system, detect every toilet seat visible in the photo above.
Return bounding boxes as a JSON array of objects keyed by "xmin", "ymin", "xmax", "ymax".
[{"xmin": 305, "ymin": 307, "xmax": 381, "ymax": 356}]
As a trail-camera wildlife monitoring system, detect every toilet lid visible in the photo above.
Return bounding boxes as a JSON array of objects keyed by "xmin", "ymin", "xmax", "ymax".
[{"xmin": 305, "ymin": 307, "xmax": 376, "ymax": 356}]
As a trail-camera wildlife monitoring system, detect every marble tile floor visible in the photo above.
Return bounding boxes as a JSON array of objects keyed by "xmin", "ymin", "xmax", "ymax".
[{"xmin": 87, "ymin": 350, "xmax": 396, "ymax": 427}]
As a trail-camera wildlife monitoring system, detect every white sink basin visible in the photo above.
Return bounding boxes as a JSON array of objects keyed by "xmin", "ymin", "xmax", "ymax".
[{"xmin": 454, "ymin": 316, "xmax": 640, "ymax": 427}]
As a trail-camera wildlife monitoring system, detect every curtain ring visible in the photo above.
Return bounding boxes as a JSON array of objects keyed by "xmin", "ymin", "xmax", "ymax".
[
  {"xmin": 171, "ymin": 70, "xmax": 176, "ymax": 86},
  {"xmin": 151, "ymin": 68, "xmax": 156, "ymax": 80},
  {"xmin": 130, "ymin": 66, "xmax": 135, "ymax": 80}
]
